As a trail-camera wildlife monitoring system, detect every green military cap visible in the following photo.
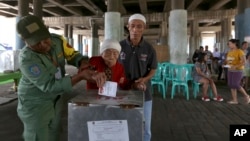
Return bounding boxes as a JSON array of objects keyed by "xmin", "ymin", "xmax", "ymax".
[{"xmin": 17, "ymin": 15, "xmax": 50, "ymax": 46}]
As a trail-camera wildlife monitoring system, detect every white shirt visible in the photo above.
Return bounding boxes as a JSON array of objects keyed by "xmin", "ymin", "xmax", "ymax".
[{"xmin": 213, "ymin": 51, "xmax": 220, "ymax": 58}]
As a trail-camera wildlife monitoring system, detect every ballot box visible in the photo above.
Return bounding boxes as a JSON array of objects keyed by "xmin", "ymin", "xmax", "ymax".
[{"xmin": 68, "ymin": 90, "xmax": 144, "ymax": 141}]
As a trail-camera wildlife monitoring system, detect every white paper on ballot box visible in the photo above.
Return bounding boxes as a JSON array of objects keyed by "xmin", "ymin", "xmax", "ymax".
[
  {"xmin": 87, "ymin": 120, "xmax": 129, "ymax": 141},
  {"xmin": 98, "ymin": 81, "xmax": 118, "ymax": 97}
]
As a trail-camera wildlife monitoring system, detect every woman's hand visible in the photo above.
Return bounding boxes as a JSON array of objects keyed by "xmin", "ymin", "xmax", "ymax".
[
  {"xmin": 78, "ymin": 69, "xmax": 106, "ymax": 88},
  {"xmin": 91, "ymin": 72, "xmax": 106, "ymax": 88},
  {"xmin": 230, "ymin": 65, "xmax": 236, "ymax": 70}
]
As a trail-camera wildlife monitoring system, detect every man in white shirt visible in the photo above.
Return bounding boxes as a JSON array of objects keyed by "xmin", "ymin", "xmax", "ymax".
[{"xmin": 213, "ymin": 48, "xmax": 220, "ymax": 58}]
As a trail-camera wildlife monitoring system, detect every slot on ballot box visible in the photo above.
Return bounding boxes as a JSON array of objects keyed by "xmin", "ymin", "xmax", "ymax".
[{"xmin": 68, "ymin": 90, "xmax": 144, "ymax": 141}]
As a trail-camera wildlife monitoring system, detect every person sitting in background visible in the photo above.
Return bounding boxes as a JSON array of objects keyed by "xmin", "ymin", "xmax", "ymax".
[
  {"xmin": 86, "ymin": 39, "xmax": 145, "ymax": 90},
  {"xmin": 193, "ymin": 53, "xmax": 224, "ymax": 102}
]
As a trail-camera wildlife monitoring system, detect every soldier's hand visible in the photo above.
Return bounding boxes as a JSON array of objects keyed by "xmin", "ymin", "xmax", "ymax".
[{"xmin": 78, "ymin": 63, "xmax": 90, "ymax": 73}]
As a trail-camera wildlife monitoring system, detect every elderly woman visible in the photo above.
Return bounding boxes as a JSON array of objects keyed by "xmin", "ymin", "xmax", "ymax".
[
  {"xmin": 193, "ymin": 53, "xmax": 224, "ymax": 102},
  {"xmin": 226, "ymin": 39, "xmax": 250, "ymax": 104},
  {"xmin": 86, "ymin": 39, "xmax": 128, "ymax": 89},
  {"xmin": 86, "ymin": 39, "xmax": 144, "ymax": 90}
]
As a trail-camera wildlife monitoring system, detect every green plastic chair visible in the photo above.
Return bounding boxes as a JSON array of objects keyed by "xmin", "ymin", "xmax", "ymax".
[
  {"xmin": 161, "ymin": 62, "xmax": 173, "ymax": 92},
  {"xmin": 151, "ymin": 63, "xmax": 166, "ymax": 99},
  {"xmin": 192, "ymin": 81, "xmax": 213, "ymax": 98},
  {"xmin": 184, "ymin": 63, "xmax": 194, "ymax": 82},
  {"xmin": 170, "ymin": 64, "xmax": 190, "ymax": 100}
]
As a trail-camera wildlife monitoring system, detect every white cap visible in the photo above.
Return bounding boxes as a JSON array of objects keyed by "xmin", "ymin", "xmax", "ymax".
[
  {"xmin": 100, "ymin": 39, "xmax": 121, "ymax": 54},
  {"xmin": 128, "ymin": 14, "xmax": 146, "ymax": 24}
]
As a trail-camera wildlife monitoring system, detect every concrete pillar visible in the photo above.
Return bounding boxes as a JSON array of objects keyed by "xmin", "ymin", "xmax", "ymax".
[
  {"xmin": 104, "ymin": 12, "xmax": 121, "ymax": 41},
  {"xmin": 169, "ymin": 10, "xmax": 187, "ymax": 64},
  {"xmin": 215, "ymin": 32, "xmax": 221, "ymax": 43},
  {"xmin": 238, "ymin": 0, "xmax": 246, "ymax": 14},
  {"xmin": 120, "ymin": 17, "xmax": 125, "ymax": 40},
  {"xmin": 171, "ymin": 0, "xmax": 184, "ymax": 9},
  {"xmin": 78, "ymin": 35, "xmax": 83, "ymax": 54},
  {"xmin": 215, "ymin": 31, "xmax": 221, "ymax": 51},
  {"xmin": 18, "ymin": 0, "xmax": 29, "ymax": 17},
  {"xmin": 189, "ymin": 20, "xmax": 199, "ymax": 58},
  {"xmin": 235, "ymin": 0, "xmax": 247, "ymax": 44},
  {"xmin": 244, "ymin": 4, "xmax": 250, "ymax": 42},
  {"xmin": 68, "ymin": 25, "xmax": 73, "ymax": 39},
  {"xmin": 247, "ymin": 0, "xmax": 250, "ymax": 7},
  {"xmin": 235, "ymin": 15, "xmax": 244, "ymax": 42},
  {"xmin": 16, "ymin": 0, "xmax": 29, "ymax": 50},
  {"xmin": 159, "ymin": 21, "xmax": 168, "ymax": 45},
  {"xmin": 91, "ymin": 22, "xmax": 99, "ymax": 56},
  {"xmin": 15, "ymin": 0, "xmax": 29, "ymax": 71},
  {"xmin": 64, "ymin": 24, "xmax": 69, "ymax": 40},
  {"xmin": 221, "ymin": 18, "xmax": 232, "ymax": 51},
  {"xmin": 33, "ymin": 0, "xmax": 43, "ymax": 19},
  {"xmin": 84, "ymin": 38, "xmax": 89, "ymax": 56},
  {"xmin": 107, "ymin": 0, "xmax": 120, "ymax": 12},
  {"xmin": 68, "ymin": 25, "xmax": 74, "ymax": 46},
  {"xmin": 168, "ymin": 0, "xmax": 186, "ymax": 64},
  {"xmin": 104, "ymin": 0, "xmax": 121, "ymax": 41}
]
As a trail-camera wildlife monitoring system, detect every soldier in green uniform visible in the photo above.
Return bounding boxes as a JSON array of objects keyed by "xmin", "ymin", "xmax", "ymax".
[{"xmin": 16, "ymin": 15, "xmax": 106, "ymax": 141}]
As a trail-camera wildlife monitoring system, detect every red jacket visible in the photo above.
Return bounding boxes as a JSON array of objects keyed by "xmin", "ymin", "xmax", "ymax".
[{"xmin": 86, "ymin": 56, "xmax": 130, "ymax": 90}]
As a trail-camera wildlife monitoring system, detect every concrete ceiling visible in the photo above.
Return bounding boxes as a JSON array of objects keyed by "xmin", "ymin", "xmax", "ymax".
[{"xmin": 0, "ymin": 0, "xmax": 238, "ymax": 41}]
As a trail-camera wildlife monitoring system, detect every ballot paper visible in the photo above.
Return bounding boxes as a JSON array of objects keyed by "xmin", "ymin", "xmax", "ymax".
[
  {"xmin": 98, "ymin": 81, "xmax": 118, "ymax": 97},
  {"xmin": 87, "ymin": 120, "xmax": 129, "ymax": 141}
]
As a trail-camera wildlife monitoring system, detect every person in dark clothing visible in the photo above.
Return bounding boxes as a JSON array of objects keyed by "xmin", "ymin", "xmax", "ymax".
[
  {"xmin": 192, "ymin": 49, "xmax": 199, "ymax": 63},
  {"xmin": 217, "ymin": 52, "xmax": 223, "ymax": 80},
  {"xmin": 119, "ymin": 13, "xmax": 157, "ymax": 141}
]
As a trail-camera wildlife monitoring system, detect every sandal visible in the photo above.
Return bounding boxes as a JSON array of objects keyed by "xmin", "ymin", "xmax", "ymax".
[
  {"xmin": 227, "ymin": 100, "xmax": 238, "ymax": 105},
  {"xmin": 245, "ymin": 96, "xmax": 250, "ymax": 104}
]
